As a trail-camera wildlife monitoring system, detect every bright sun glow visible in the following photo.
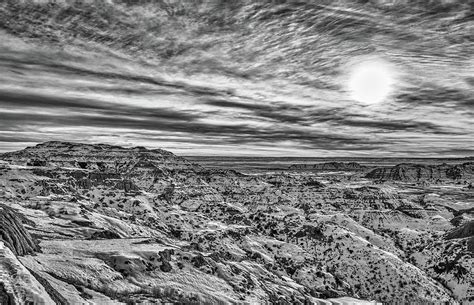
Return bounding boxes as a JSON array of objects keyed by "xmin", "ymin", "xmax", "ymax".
[{"xmin": 347, "ymin": 60, "xmax": 395, "ymax": 104}]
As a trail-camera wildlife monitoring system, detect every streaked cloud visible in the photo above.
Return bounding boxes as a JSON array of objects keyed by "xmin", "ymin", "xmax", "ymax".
[{"xmin": 0, "ymin": 1, "xmax": 472, "ymax": 156}]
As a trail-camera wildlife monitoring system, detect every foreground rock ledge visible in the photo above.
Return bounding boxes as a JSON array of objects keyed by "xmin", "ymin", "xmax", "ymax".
[
  {"xmin": 0, "ymin": 204, "xmax": 39, "ymax": 256},
  {"xmin": 0, "ymin": 242, "xmax": 54, "ymax": 304}
]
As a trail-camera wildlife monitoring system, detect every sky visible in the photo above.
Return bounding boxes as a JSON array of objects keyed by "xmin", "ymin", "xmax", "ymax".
[{"xmin": 0, "ymin": 1, "xmax": 473, "ymax": 156}]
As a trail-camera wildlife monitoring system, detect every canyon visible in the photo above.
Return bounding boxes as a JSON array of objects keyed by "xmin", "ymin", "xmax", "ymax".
[{"xmin": 0, "ymin": 142, "xmax": 472, "ymax": 304}]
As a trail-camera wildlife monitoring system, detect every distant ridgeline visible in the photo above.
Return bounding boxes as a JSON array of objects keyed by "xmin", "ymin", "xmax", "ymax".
[
  {"xmin": 289, "ymin": 162, "xmax": 366, "ymax": 171},
  {"xmin": 366, "ymin": 162, "xmax": 474, "ymax": 182}
]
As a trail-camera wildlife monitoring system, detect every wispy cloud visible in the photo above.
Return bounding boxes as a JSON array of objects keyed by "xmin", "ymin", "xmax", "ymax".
[{"xmin": 0, "ymin": 1, "xmax": 472, "ymax": 156}]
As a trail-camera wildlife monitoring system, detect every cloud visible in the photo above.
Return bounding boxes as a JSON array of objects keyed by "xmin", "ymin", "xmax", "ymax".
[
  {"xmin": 466, "ymin": 77, "xmax": 474, "ymax": 87},
  {"xmin": 1, "ymin": 85, "xmax": 466, "ymax": 156},
  {"xmin": 0, "ymin": 91, "xmax": 201, "ymax": 122},
  {"xmin": 205, "ymin": 98, "xmax": 456, "ymax": 134},
  {"xmin": 0, "ymin": 111, "xmax": 367, "ymax": 144},
  {"xmin": 395, "ymin": 86, "xmax": 474, "ymax": 109},
  {"xmin": 340, "ymin": 119, "xmax": 443, "ymax": 133},
  {"xmin": 204, "ymin": 99, "xmax": 274, "ymax": 112},
  {"xmin": 0, "ymin": 135, "xmax": 39, "ymax": 143},
  {"xmin": 1, "ymin": 56, "xmax": 231, "ymax": 98},
  {"xmin": 0, "ymin": 96, "xmax": 386, "ymax": 154},
  {"xmin": 205, "ymin": 99, "xmax": 343, "ymax": 125}
]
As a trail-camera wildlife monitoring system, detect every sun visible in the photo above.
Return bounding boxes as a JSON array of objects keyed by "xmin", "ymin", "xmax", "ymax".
[{"xmin": 347, "ymin": 59, "xmax": 396, "ymax": 104}]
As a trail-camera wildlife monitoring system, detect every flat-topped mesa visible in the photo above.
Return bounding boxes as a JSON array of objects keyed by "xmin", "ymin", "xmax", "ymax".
[
  {"xmin": 0, "ymin": 141, "xmax": 199, "ymax": 172},
  {"xmin": 366, "ymin": 162, "xmax": 474, "ymax": 182},
  {"xmin": 0, "ymin": 204, "xmax": 39, "ymax": 256},
  {"xmin": 289, "ymin": 162, "xmax": 365, "ymax": 171},
  {"xmin": 2, "ymin": 141, "xmax": 175, "ymax": 158}
]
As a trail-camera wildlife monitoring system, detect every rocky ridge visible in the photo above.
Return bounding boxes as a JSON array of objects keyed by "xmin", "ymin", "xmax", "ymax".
[
  {"xmin": 0, "ymin": 241, "xmax": 55, "ymax": 305},
  {"xmin": 366, "ymin": 163, "xmax": 474, "ymax": 182},
  {"xmin": 289, "ymin": 162, "xmax": 366, "ymax": 171}
]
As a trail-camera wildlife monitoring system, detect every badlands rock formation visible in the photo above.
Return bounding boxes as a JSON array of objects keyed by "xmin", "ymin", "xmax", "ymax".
[
  {"xmin": 0, "ymin": 142, "xmax": 472, "ymax": 304},
  {"xmin": 0, "ymin": 204, "xmax": 39, "ymax": 256},
  {"xmin": 366, "ymin": 163, "xmax": 474, "ymax": 182},
  {"xmin": 289, "ymin": 162, "xmax": 366, "ymax": 171},
  {"xmin": 0, "ymin": 242, "xmax": 55, "ymax": 305}
]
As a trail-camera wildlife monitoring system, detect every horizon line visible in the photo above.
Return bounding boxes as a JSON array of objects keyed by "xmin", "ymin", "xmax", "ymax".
[{"xmin": 1, "ymin": 141, "xmax": 473, "ymax": 159}]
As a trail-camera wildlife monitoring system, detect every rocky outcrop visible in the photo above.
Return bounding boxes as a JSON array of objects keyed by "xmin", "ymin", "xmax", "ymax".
[
  {"xmin": 0, "ymin": 242, "xmax": 55, "ymax": 304},
  {"xmin": 410, "ymin": 234, "xmax": 473, "ymax": 302},
  {"xmin": 446, "ymin": 220, "xmax": 474, "ymax": 240},
  {"xmin": 446, "ymin": 220, "xmax": 474, "ymax": 254},
  {"xmin": 365, "ymin": 162, "xmax": 474, "ymax": 182},
  {"xmin": 1, "ymin": 141, "xmax": 192, "ymax": 171},
  {"xmin": 289, "ymin": 162, "xmax": 365, "ymax": 171},
  {"xmin": 0, "ymin": 204, "xmax": 39, "ymax": 256},
  {"xmin": 0, "ymin": 282, "xmax": 14, "ymax": 305}
]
